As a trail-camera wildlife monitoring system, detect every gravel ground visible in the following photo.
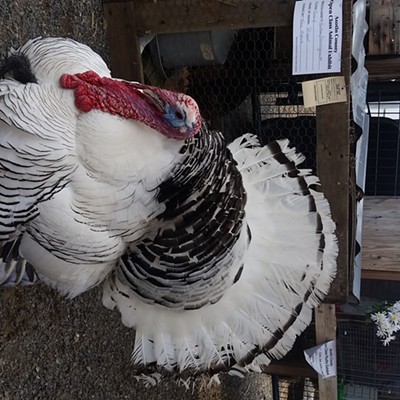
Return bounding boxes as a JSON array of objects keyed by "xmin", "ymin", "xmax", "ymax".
[{"xmin": 0, "ymin": 1, "xmax": 271, "ymax": 399}]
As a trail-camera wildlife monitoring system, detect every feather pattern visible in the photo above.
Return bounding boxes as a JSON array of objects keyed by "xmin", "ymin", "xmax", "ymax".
[
  {"xmin": 0, "ymin": 37, "xmax": 185, "ymax": 296},
  {"xmin": 0, "ymin": 37, "xmax": 337, "ymax": 381},
  {"xmin": 104, "ymin": 130, "xmax": 338, "ymax": 377},
  {"xmin": 0, "ymin": 235, "xmax": 38, "ymax": 285}
]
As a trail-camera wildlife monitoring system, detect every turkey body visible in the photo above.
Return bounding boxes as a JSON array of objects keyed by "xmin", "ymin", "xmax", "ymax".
[{"xmin": 0, "ymin": 37, "xmax": 337, "ymax": 380}]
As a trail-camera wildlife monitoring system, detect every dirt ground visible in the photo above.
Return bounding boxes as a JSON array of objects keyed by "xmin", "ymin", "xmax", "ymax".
[{"xmin": 0, "ymin": 1, "xmax": 271, "ymax": 399}]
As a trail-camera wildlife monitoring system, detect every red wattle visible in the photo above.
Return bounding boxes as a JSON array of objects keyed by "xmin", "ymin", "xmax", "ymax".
[
  {"xmin": 60, "ymin": 73, "xmax": 80, "ymax": 89},
  {"xmin": 59, "ymin": 70, "xmax": 201, "ymax": 140},
  {"xmin": 61, "ymin": 73, "xmax": 96, "ymax": 113},
  {"xmin": 75, "ymin": 94, "xmax": 94, "ymax": 113}
]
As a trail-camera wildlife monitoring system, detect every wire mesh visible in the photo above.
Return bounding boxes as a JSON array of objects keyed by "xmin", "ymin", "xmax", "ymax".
[
  {"xmin": 275, "ymin": 376, "xmax": 318, "ymax": 400},
  {"xmin": 366, "ymin": 92, "xmax": 400, "ymax": 196},
  {"xmin": 142, "ymin": 26, "xmax": 318, "ymax": 171},
  {"xmin": 337, "ymin": 319, "xmax": 400, "ymax": 399}
]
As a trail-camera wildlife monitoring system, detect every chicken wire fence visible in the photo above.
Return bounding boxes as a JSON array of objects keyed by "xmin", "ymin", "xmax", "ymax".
[
  {"xmin": 337, "ymin": 318, "xmax": 400, "ymax": 400},
  {"xmin": 365, "ymin": 83, "xmax": 400, "ymax": 196},
  {"xmin": 141, "ymin": 26, "xmax": 318, "ymax": 171}
]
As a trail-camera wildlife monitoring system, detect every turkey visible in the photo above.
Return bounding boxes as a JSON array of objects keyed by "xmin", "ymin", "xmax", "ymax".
[{"xmin": 0, "ymin": 37, "xmax": 337, "ymax": 381}]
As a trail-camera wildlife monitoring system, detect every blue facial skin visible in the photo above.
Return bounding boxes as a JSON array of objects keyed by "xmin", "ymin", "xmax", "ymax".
[{"xmin": 163, "ymin": 103, "xmax": 188, "ymax": 128}]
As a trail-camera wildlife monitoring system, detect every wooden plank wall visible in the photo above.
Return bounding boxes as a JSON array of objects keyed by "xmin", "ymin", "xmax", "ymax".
[
  {"xmin": 369, "ymin": 0, "xmax": 400, "ymax": 55},
  {"xmin": 362, "ymin": 196, "xmax": 400, "ymax": 280},
  {"xmin": 367, "ymin": 0, "xmax": 400, "ymax": 80},
  {"xmin": 130, "ymin": 0, "xmax": 296, "ymax": 35}
]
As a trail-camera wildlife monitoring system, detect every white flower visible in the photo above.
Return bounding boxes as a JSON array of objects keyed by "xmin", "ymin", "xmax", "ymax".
[
  {"xmin": 370, "ymin": 302, "xmax": 400, "ymax": 346},
  {"xmin": 376, "ymin": 327, "xmax": 386, "ymax": 338},
  {"xmin": 371, "ymin": 311, "xmax": 386, "ymax": 323},
  {"xmin": 390, "ymin": 301, "xmax": 400, "ymax": 313},
  {"xmin": 383, "ymin": 335, "xmax": 396, "ymax": 346},
  {"xmin": 388, "ymin": 312, "xmax": 400, "ymax": 328}
]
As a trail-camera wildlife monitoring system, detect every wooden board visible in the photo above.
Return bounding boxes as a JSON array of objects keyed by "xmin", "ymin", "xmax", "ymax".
[
  {"xmin": 368, "ymin": 0, "xmax": 399, "ymax": 55},
  {"xmin": 317, "ymin": 101, "xmax": 352, "ymax": 302},
  {"xmin": 315, "ymin": 304, "xmax": 337, "ymax": 400},
  {"xmin": 316, "ymin": 0, "xmax": 353, "ymax": 303},
  {"xmin": 103, "ymin": 1, "xmax": 144, "ymax": 81},
  {"xmin": 114, "ymin": 0, "xmax": 297, "ymax": 35},
  {"xmin": 264, "ymin": 361, "xmax": 317, "ymax": 379},
  {"xmin": 366, "ymin": 55, "xmax": 400, "ymax": 80},
  {"xmin": 362, "ymin": 196, "xmax": 400, "ymax": 280}
]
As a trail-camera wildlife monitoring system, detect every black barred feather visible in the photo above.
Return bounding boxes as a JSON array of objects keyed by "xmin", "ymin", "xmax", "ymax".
[
  {"xmin": 119, "ymin": 130, "xmax": 248, "ymax": 310},
  {"xmin": 105, "ymin": 132, "xmax": 338, "ymax": 379}
]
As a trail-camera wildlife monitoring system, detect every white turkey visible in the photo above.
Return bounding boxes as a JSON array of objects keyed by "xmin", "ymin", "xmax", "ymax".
[{"xmin": 0, "ymin": 37, "xmax": 337, "ymax": 381}]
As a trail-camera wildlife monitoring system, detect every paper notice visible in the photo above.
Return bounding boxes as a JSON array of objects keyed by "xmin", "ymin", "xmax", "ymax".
[
  {"xmin": 302, "ymin": 76, "xmax": 346, "ymax": 108},
  {"xmin": 304, "ymin": 340, "xmax": 337, "ymax": 378},
  {"xmin": 293, "ymin": 0, "xmax": 343, "ymax": 75}
]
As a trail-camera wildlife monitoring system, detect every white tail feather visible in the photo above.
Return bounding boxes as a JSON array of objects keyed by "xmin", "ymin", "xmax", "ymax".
[{"xmin": 103, "ymin": 137, "xmax": 337, "ymax": 380}]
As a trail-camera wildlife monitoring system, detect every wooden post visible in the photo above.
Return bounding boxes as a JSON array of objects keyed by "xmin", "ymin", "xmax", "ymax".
[
  {"xmin": 315, "ymin": 304, "xmax": 338, "ymax": 400},
  {"xmin": 316, "ymin": 0, "xmax": 354, "ymax": 303},
  {"xmin": 103, "ymin": 1, "xmax": 144, "ymax": 82}
]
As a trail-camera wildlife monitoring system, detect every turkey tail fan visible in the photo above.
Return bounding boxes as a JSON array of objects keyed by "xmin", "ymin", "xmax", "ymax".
[
  {"xmin": 228, "ymin": 136, "xmax": 337, "ymax": 363},
  {"xmin": 103, "ymin": 131, "xmax": 338, "ymax": 381}
]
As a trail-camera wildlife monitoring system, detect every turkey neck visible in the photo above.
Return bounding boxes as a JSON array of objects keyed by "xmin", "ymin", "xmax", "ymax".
[{"xmin": 119, "ymin": 128, "xmax": 250, "ymax": 310}]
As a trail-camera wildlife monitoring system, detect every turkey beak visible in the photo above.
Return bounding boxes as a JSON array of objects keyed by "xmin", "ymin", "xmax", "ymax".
[
  {"xmin": 120, "ymin": 81, "xmax": 167, "ymax": 113},
  {"xmin": 138, "ymin": 88, "xmax": 165, "ymax": 112}
]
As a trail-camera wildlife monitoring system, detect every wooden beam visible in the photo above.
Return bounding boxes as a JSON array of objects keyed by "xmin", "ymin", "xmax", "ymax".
[
  {"xmin": 315, "ymin": 304, "xmax": 337, "ymax": 400},
  {"xmin": 366, "ymin": 55, "xmax": 400, "ymax": 80},
  {"xmin": 129, "ymin": 0, "xmax": 297, "ymax": 35},
  {"xmin": 103, "ymin": 1, "xmax": 144, "ymax": 81},
  {"xmin": 362, "ymin": 269, "xmax": 400, "ymax": 281},
  {"xmin": 317, "ymin": 100, "xmax": 352, "ymax": 303},
  {"xmin": 316, "ymin": 0, "xmax": 353, "ymax": 303},
  {"xmin": 362, "ymin": 196, "xmax": 400, "ymax": 279},
  {"xmin": 264, "ymin": 361, "xmax": 317, "ymax": 379}
]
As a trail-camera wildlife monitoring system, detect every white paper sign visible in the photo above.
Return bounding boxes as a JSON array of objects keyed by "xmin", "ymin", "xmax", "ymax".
[
  {"xmin": 293, "ymin": 0, "xmax": 343, "ymax": 75},
  {"xmin": 304, "ymin": 340, "xmax": 337, "ymax": 378},
  {"xmin": 302, "ymin": 76, "xmax": 347, "ymax": 107}
]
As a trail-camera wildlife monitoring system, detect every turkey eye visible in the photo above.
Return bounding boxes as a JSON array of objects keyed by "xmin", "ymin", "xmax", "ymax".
[{"xmin": 175, "ymin": 111, "xmax": 184, "ymax": 120}]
